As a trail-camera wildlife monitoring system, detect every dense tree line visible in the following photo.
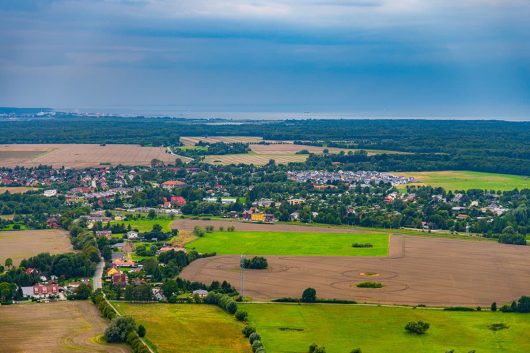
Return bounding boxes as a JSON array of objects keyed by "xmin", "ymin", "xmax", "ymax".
[{"xmin": 176, "ymin": 142, "xmax": 250, "ymax": 157}]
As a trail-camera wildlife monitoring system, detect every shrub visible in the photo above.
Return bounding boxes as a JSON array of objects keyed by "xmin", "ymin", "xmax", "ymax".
[
  {"xmin": 242, "ymin": 325, "xmax": 256, "ymax": 337},
  {"xmin": 356, "ymin": 282, "xmax": 383, "ymax": 288},
  {"xmin": 352, "ymin": 243, "xmax": 373, "ymax": 248},
  {"xmin": 252, "ymin": 340, "xmax": 263, "ymax": 352},
  {"xmin": 301, "ymin": 288, "xmax": 317, "ymax": 303},
  {"xmin": 137, "ymin": 324, "xmax": 146, "ymax": 337},
  {"xmin": 235, "ymin": 310, "xmax": 248, "ymax": 321},
  {"xmin": 404, "ymin": 321, "xmax": 430, "ymax": 335},
  {"xmin": 443, "ymin": 307, "xmax": 475, "ymax": 311},
  {"xmin": 249, "ymin": 332, "xmax": 261, "ymax": 344},
  {"xmin": 350, "ymin": 349, "xmax": 362, "ymax": 353},
  {"xmin": 104, "ymin": 316, "xmax": 137, "ymax": 343},
  {"xmin": 242, "ymin": 256, "xmax": 268, "ymax": 269},
  {"xmin": 488, "ymin": 323, "xmax": 509, "ymax": 331}
]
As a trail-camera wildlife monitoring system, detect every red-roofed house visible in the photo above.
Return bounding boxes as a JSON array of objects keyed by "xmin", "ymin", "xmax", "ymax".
[
  {"xmin": 161, "ymin": 180, "xmax": 186, "ymax": 190},
  {"xmin": 171, "ymin": 196, "xmax": 186, "ymax": 207}
]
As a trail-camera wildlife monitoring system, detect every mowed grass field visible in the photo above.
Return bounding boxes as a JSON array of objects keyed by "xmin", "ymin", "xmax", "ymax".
[
  {"xmin": 185, "ymin": 231, "xmax": 389, "ymax": 256},
  {"xmin": 113, "ymin": 303, "xmax": 249, "ymax": 353},
  {"xmin": 393, "ymin": 170, "xmax": 530, "ymax": 191},
  {"xmin": 0, "ymin": 229, "xmax": 73, "ymax": 265},
  {"xmin": 111, "ymin": 218, "xmax": 174, "ymax": 233},
  {"xmin": 1, "ymin": 301, "xmax": 129, "ymax": 353},
  {"xmin": 243, "ymin": 304, "xmax": 530, "ymax": 353}
]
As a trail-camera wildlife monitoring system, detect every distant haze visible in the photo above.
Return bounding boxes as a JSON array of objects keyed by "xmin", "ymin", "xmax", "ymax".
[{"xmin": 1, "ymin": 1, "xmax": 529, "ymax": 118}]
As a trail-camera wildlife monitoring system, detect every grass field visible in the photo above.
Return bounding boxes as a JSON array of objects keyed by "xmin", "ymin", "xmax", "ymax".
[
  {"xmin": 0, "ymin": 186, "xmax": 38, "ymax": 194},
  {"xmin": 243, "ymin": 304, "xmax": 530, "ymax": 353},
  {"xmin": 185, "ymin": 231, "xmax": 389, "ymax": 256},
  {"xmin": 1, "ymin": 301, "xmax": 129, "ymax": 353},
  {"xmin": 113, "ymin": 303, "xmax": 249, "ymax": 353},
  {"xmin": 0, "ymin": 229, "xmax": 73, "ymax": 265},
  {"xmin": 111, "ymin": 218, "xmax": 174, "ymax": 233},
  {"xmin": 393, "ymin": 170, "xmax": 530, "ymax": 191}
]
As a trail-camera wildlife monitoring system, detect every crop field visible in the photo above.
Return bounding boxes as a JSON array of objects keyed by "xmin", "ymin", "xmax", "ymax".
[
  {"xmin": 113, "ymin": 303, "xmax": 249, "ymax": 353},
  {"xmin": 0, "ymin": 186, "xmax": 38, "ymax": 194},
  {"xmin": 186, "ymin": 231, "xmax": 389, "ymax": 256},
  {"xmin": 249, "ymin": 143, "xmax": 405, "ymax": 156},
  {"xmin": 243, "ymin": 303, "xmax": 530, "ymax": 353},
  {"xmin": 111, "ymin": 218, "xmax": 174, "ymax": 233},
  {"xmin": 204, "ymin": 153, "xmax": 307, "ymax": 165},
  {"xmin": 393, "ymin": 170, "xmax": 530, "ymax": 191},
  {"xmin": 182, "ymin": 236, "xmax": 530, "ymax": 306},
  {"xmin": 0, "ymin": 301, "xmax": 130, "ymax": 353},
  {"xmin": 180, "ymin": 136, "xmax": 264, "ymax": 146},
  {"xmin": 171, "ymin": 218, "xmax": 381, "ymax": 233},
  {"xmin": 0, "ymin": 229, "xmax": 73, "ymax": 265},
  {"xmin": 0, "ymin": 144, "xmax": 191, "ymax": 168}
]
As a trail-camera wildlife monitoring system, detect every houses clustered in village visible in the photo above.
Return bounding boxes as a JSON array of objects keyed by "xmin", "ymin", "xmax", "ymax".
[{"xmin": 287, "ymin": 170, "xmax": 415, "ymax": 186}]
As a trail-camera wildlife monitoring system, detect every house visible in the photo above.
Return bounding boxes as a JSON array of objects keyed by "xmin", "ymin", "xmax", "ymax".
[
  {"xmin": 127, "ymin": 231, "xmax": 139, "ymax": 240},
  {"xmin": 112, "ymin": 273, "xmax": 128, "ymax": 287},
  {"xmin": 95, "ymin": 230, "xmax": 112, "ymax": 238},
  {"xmin": 171, "ymin": 196, "xmax": 186, "ymax": 207},
  {"xmin": 152, "ymin": 288, "xmax": 166, "ymax": 301},
  {"xmin": 21, "ymin": 282, "xmax": 60, "ymax": 298},
  {"xmin": 107, "ymin": 267, "xmax": 120, "ymax": 277},
  {"xmin": 287, "ymin": 198, "xmax": 305, "ymax": 206},
  {"xmin": 192, "ymin": 289, "xmax": 208, "ymax": 298},
  {"xmin": 161, "ymin": 180, "xmax": 186, "ymax": 190},
  {"xmin": 112, "ymin": 258, "xmax": 136, "ymax": 268},
  {"xmin": 290, "ymin": 212, "xmax": 300, "ymax": 221},
  {"xmin": 228, "ymin": 211, "xmax": 239, "ymax": 218},
  {"xmin": 43, "ymin": 189, "xmax": 57, "ymax": 197}
]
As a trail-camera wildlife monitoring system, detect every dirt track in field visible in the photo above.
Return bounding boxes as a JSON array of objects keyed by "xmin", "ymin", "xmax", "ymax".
[
  {"xmin": 172, "ymin": 218, "xmax": 378, "ymax": 233},
  {"xmin": 0, "ymin": 301, "xmax": 130, "ymax": 353},
  {"xmin": 0, "ymin": 229, "xmax": 73, "ymax": 265},
  {"xmin": 0, "ymin": 144, "xmax": 191, "ymax": 168},
  {"xmin": 181, "ymin": 236, "xmax": 530, "ymax": 306}
]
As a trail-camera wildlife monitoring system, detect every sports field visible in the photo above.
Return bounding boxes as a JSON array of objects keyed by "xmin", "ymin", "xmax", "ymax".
[
  {"xmin": 393, "ymin": 170, "xmax": 530, "ymax": 191},
  {"xmin": 113, "ymin": 303, "xmax": 249, "ymax": 353},
  {"xmin": 185, "ymin": 231, "xmax": 389, "ymax": 256},
  {"xmin": 1, "ymin": 301, "xmax": 129, "ymax": 353},
  {"xmin": 243, "ymin": 303, "xmax": 530, "ymax": 353}
]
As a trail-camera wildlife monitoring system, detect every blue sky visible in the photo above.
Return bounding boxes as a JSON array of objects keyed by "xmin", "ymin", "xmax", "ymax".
[{"xmin": 0, "ymin": 0, "xmax": 529, "ymax": 118}]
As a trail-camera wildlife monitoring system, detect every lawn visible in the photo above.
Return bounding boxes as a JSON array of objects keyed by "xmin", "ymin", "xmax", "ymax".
[
  {"xmin": 393, "ymin": 170, "xmax": 530, "ymax": 191},
  {"xmin": 185, "ymin": 231, "xmax": 389, "ymax": 256},
  {"xmin": 243, "ymin": 303, "xmax": 530, "ymax": 353},
  {"xmin": 113, "ymin": 303, "xmax": 249, "ymax": 353},
  {"xmin": 111, "ymin": 217, "xmax": 174, "ymax": 233}
]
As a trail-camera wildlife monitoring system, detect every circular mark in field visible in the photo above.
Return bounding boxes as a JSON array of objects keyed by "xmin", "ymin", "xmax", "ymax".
[{"xmin": 360, "ymin": 272, "xmax": 380, "ymax": 277}]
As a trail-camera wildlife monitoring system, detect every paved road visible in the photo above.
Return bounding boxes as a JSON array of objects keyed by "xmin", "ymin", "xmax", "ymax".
[{"xmin": 93, "ymin": 258, "xmax": 105, "ymax": 290}]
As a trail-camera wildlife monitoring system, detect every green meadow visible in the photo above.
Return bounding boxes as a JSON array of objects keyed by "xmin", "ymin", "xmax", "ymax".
[
  {"xmin": 393, "ymin": 170, "xmax": 530, "ymax": 191},
  {"xmin": 185, "ymin": 231, "xmax": 389, "ymax": 256},
  {"xmin": 243, "ymin": 303, "xmax": 530, "ymax": 353},
  {"xmin": 110, "ymin": 217, "xmax": 174, "ymax": 233},
  {"xmin": 113, "ymin": 303, "xmax": 249, "ymax": 353}
]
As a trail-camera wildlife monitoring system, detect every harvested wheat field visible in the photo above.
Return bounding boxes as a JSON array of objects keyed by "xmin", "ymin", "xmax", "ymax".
[
  {"xmin": 0, "ymin": 144, "xmax": 190, "ymax": 168},
  {"xmin": 172, "ymin": 218, "xmax": 377, "ymax": 233},
  {"xmin": 181, "ymin": 236, "xmax": 530, "ymax": 306},
  {"xmin": 0, "ymin": 301, "xmax": 130, "ymax": 353},
  {"xmin": 249, "ymin": 144, "xmax": 406, "ymax": 156},
  {"xmin": 204, "ymin": 154, "xmax": 307, "ymax": 165},
  {"xmin": 0, "ymin": 186, "xmax": 37, "ymax": 194},
  {"xmin": 0, "ymin": 229, "xmax": 73, "ymax": 265},
  {"xmin": 180, "ymin": 136, "xmax": 264, "ymax": 146}
]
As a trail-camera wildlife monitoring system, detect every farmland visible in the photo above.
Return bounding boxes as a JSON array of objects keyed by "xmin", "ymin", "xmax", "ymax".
[
  {"xmin": 242, "ymin": 303, "xmax": 530, "ymax": 353},
  {"xmin": 0, "ymin": 186, "xmax": 37, "ymax": 194},
  {"xmin": 181, "ymin": 236, "xmax": 530, "ymax": 306},
  {"xmin": 393, "ymin": 170, "xmax": 530, "ymax": 191},
  {"xmin": 180, "ymin": 136, "xmax": 264, "ymax": 146},
  {"xmin": 185, "ymin": 231, "xmax": 389, "ymax": 256},
  {"xmin": 0, "ymin": 229, "xmax": 73, "ymax": 265},
  {"xmin": 0, "ymin": 144, "xmax": 190, "ymax": 168},
  {"xmin": 113, "ymin": 303, "xmax": 249, "ymax": 353},
  {"xmin": 204, "ymin": 153, "xmax": 307, "ymax": 165},
  {"xmin": 0, "ymin": 301, "xmax": 130, "ymax": 353}
]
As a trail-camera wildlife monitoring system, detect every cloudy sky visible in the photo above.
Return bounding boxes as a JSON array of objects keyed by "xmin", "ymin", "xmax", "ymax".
[{"xmin": 0, "ymin": 0, "xmax": 529, "ymax": 118}]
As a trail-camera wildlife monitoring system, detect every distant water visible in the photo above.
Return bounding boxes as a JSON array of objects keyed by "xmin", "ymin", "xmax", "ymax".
[{"xmin": 58, "ymin": 106, "xmax": 530, "ymax": 121}]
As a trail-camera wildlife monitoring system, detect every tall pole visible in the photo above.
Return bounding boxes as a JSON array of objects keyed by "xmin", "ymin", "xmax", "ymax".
[{"xmin": 240, "ymin": 254, "xmax": 245, "ymax": 298}]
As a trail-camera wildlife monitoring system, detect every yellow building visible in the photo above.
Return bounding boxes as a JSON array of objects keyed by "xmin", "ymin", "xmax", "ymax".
[{"xmin": 251, "ymin": 213, "xmax": 266, "ymax": 222}]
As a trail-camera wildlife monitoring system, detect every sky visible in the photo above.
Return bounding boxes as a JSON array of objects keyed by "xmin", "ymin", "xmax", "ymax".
[{"xmin": 0, "ymin": 0, "xmax": 529, "ymax": 118}]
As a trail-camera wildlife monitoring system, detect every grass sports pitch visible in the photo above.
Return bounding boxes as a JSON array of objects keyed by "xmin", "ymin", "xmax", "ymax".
[
  {"xmin": 185, "ymin": 230, "xmax": 389, "ymax": 256},
  {"xmin": 243, "ymin": 303, "xmax": 530, "ymax": 353}
]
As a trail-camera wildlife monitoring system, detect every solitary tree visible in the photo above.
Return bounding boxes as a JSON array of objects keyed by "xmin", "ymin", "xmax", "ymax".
[
  {"xmin": 405, "ymin": 321, "xmax": 430, "ymax": 335},
  {"xmin": 301, "ymin": 288, "xmax": 317, "ymax": 303},
  {"xmin": 137, "ymin": 324, "xmax": 146, "ymax": 338},
  {"xmin": 4, "ymin": 258, "xmax": 13, "ymax": 269},
  {"xmin": 491, "ymin": 302, "xmax": 497, "ymax": 312}
]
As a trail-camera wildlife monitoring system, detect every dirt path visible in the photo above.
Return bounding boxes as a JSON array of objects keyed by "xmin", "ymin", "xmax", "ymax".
[{"xmin": 181, "ymin": 236, "xmax": 530, "ymax": 307}]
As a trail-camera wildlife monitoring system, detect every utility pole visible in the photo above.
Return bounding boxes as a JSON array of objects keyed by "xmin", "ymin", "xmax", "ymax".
[{"xmin": 240, "ymin": 254, "xmax": 245, "ymax": 298}]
